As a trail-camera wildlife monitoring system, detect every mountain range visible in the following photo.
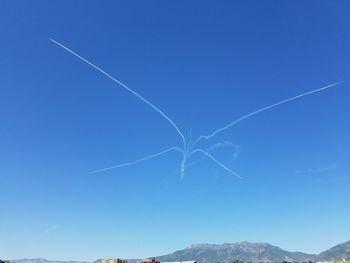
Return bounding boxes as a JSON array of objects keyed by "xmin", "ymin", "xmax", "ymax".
[
  {"xmin": 156, "ymin": 242, "xmax": 315, "ymax": 262},
  {"xmin": 7, "ymin": 240, "xmax": 350, "ymax": 263}
]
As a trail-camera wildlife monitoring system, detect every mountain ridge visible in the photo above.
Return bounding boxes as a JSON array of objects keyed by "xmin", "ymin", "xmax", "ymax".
[
  {"xmin": 156, "ymin": 241, "xmax": 315, "ymax": 262},
  {"xmin": 317, "ymin": 240, "xmax": 350, "ymax": 261},
  {"xmin": 7, "ymin": 240, "xmax": 350, "ymax": 263}
]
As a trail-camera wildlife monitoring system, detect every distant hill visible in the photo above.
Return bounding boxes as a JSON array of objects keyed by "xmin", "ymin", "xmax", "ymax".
[
  {"xmin": 156, "ymin": 242, "xmax": 315, "ymax": 263},
  {"xmin": 318, "ymin": 241, "xmax": 350, "ymax": 261},
  {"xmin": 9, "ymin": 240, "xmax": 350, "ymax": 263},
  {"xmin": 10, "ymin": 258, "xmax": 89, "ymax": 263}
]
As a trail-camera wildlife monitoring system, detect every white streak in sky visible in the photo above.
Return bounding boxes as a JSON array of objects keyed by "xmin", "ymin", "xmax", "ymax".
[
  {"xmin": 50, "ymin": 38, "xmax": 342, "ymax": 180},
  {"xmin": 297, "ymin": 163, "xmax": 338, "ymax": 174},
  {"xmin": 89, "ymin": 146, "xmax": 183, "ymax": 174},
  {"xmin": 190, "ymin": 149, "xmax": 242, "ymax": 178},
  {"xmin": 187, "ymin": 128, "xmax": 193, "ymax": 150},
  {"xmin": 44, "ymin": 224, "xmax": 59, "ymax": 234},
  {"xmin": 191, "ymin": 82, "xmax": 342, "ymax": 148},
  {"xmin": 49, "ymin": 38, "xmax": 186, "ymax": 149},
  {"xmin": 185, "ymin": 141, "xmax": 240, "ymax": 169},
  {"xmin": 206, "ymin": 141, "xmax": 240, "ymax": 159}
]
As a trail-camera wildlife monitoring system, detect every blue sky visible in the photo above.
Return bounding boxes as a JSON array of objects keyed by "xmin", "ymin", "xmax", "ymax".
[{"xmin": 1, "ymin": 0, "xmax": 350, "ymax": 261}]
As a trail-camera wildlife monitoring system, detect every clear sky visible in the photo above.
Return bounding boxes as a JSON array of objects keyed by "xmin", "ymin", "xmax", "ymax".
[{"xmin": 1, "ymin": 0, "xmax": 349, "ymax": 261}]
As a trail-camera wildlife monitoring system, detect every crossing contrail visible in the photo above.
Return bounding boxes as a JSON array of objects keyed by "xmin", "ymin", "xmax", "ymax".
[
  {"xmin": 50, "ymin": 38, "xmax": 343, "ymax": 179},
  {"xmin": 190, "ymin": 81, "xmax": 342, "ymax": 149},
  {"xmin": 49, "ymin": 38, "xmax": 186, "ymax": 150},
  {"xmin": 185, "ymin": 141, "xmax": 240, "ymax": 170},
  {"xmin": 190, "ymin": 149, "xmax": 242, "ymax": 178}
]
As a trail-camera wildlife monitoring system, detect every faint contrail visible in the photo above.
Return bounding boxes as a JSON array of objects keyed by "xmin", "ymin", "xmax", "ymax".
[
  {"xmin": 190, "ymin": 149, "xmax": 242, "ymax": 178},
  {"xmin": 190, "ymin": 81, "xmax": 342, "ymax": 149},
  {"xmin": 187, "ymin": 128, "xmax": 193, "ymax": 150},
  {"xmin": 49, "ymin": 38, "xmax": 186, "ymax": 149},
  {"xmin": 206, "ymin": 141, "xmax": 240, "ymax": 154},
  {"xmin": 89, "ymin": 146, "xmax": 183, "ymax": 174}
]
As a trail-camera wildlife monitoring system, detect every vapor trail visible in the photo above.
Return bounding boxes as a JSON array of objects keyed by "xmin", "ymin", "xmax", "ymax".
[
  {"xmin": 191, "ymin": 82, "xmax": 342, "ymax": 148},
  {"xmin": 50, "ymin": 38, "xmax": 342, "ymax": 179},
  {"xmin": 49, "ymin": 38, "xmax": 186, "ymax": 148},
  {"xmin": 187, "ymin": 128, "xmax": 193, "ymax": 149},
  {"xmin": 89, "ymin": 146, "xmax": 183, "ymax": 174},
  {"xmin": 190, "ymin": 149, "xmax": 242, "ymax": 178},
  {"xmin": 185, "ymin": 141, "xmax": 240, "ymax": 169},
  {"xmin": 206, "ymin": 141, "xmax": 240, "ymax": 154}
]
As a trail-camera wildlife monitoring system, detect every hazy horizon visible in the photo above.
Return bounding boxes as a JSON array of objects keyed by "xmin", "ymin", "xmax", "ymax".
[{"xmin": 7, "ymin": 240, "xmax": 350, "ymax": 262}]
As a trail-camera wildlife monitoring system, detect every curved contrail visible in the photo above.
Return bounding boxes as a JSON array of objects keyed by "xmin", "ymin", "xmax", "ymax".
[
  {"xmin": 190, "ymin": 81, "xmax": 342, "ymax": 149},
  {"xmin": 49, "ymin": 38, "xmax": 186, "ymax": 149}
]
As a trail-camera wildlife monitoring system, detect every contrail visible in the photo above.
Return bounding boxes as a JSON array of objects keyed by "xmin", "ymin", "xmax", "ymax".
[
  {"xmin": 89, "ymin": 146, "xmax": 183, "ymax": 174},
  {"xmin": 190, "ymin": 149, "xmax": 242, "ymax": 178},
  {"xmin": 187, "ymin": 128, "xmax": 193, "ymax": 150},
  {"xmin": 50, "ymin": 38, "xmax": 342, "ymax": 179},
  {"xmin": 206, "ymin": 141, "xmax": 240, "ymax": 154},
  {"xmin": 185, "ymin": 141, "xmax": 240, "ymax": 169},
  {"xmin": 49, "ymin": 38, "xmax": 186, "ymax": 149},
  {"xmin": 190, "ymin": 81, "xmax": 342, "ymax": 149}
]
